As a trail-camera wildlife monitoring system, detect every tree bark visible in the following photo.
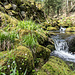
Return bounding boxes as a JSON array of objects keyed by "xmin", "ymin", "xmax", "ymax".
[{"xmin": 57, "ymin": 7, "xmax": 59, "ymax": 17}]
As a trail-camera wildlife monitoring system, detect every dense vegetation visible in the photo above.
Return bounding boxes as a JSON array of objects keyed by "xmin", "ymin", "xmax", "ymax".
[{"xmin": 0, "ymin": 0, "xmax": 75, "ymax": 75}]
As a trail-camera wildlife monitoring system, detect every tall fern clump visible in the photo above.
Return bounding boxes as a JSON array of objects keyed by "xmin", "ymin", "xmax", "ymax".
[
  {"xmin": 18, "ymin": 20, "xmax": 41, "ymax": 30},
  {"xmin": 17, "ymin": 20, "xmax": 42, "ymax": 49},
  {"xmin": 22, "ymin": 33, "xmax": 38, "ymax": 49}
]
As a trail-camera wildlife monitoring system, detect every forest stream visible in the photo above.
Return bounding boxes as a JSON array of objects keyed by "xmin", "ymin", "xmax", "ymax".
[{"xmin": 50, "ymin": 27, "xmax": 75, "ymax": 62}]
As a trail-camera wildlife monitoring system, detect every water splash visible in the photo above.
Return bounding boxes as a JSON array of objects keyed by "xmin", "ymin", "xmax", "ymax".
[
  {"xmin": 51, "ymin": 35, "xmax": 75, "ymax": 63},
  {"xmin": 60, "ymin": 26, "xmax": 66, "ymax": 33},
  {"xmin": 54, "ymin": 39, "xmax": 68, "ymax": 52}
]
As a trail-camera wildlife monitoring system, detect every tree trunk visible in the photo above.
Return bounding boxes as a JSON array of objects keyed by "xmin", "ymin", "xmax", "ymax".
[
  {"xmin": 66, "ymin": 0, "xmax": 69, "ymax": 16},
  {"xmin": 48, "ymin": 6, "xmax": 49, "ymax": 15},
  {"xmin": 57, "ymin": 7, "xmax": 59, "ymax": 17}
]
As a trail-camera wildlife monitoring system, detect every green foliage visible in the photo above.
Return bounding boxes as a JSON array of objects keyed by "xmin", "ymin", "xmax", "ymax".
[
  {"xmin": 0, "ymin": 31, "xmax": 18, "ymax": 43},
  {"xmin": 18, "ymin": 20, "xmax": 40, "ymax": 30},
  {"xmin": 0, "ymin": 31, "xmax": 19, "ymax": 50},
  {"xmin": 22, "ymin": 33, "xmax": 38, "ymax": 48},
  {"xmin": 0, "ymin": 59, "xmax": 27, "ymax": 75},
  {"xmin": 0, "ymin": 49, "xmax": 27, "ymax": 75}
]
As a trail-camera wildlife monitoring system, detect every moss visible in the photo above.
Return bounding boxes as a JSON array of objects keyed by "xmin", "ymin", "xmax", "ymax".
[
  {"xmin": 37, "ymin": 71, "xmax": 47, "ymax": 75},
  {"xmin": 37, "ymin": 56, "xmax": 72, "ymax": 75},
  {"xmin": 0, "ymin": 46, "xmax": 34, "ymax": 74},
  {"xmin": 8, "ymin": 10, "xmax": 18, "ymax": 16},
  {"xmin": 36, "ymin": 45, "xmax": 51, "ymax": 60},
  {"xmin": 34, "ymin": 31, "xmax": 48, "ymax": 45},
  {"xmin": 58, "ymin": 17, "xmax": 75, "ymax": 27},
  {"xmin": 35, "ymin": 58, "xmax": 44, "ymax": 68},
  {"xmin": 41, "ymin": 26, "xmax": 47, "ymax": 30},
  {"xmin": 46, "ymin": 31, "xmax": 56, "ymax": 37},
  {"xmin": 0, "ymin": 12, "xmax": 18, "ymax": 27},
  {"xmin": 15, "ymin": 46, "xmax": 34, "ymax": 73},
  {"xmin": 19, "ymin": 29, "xmax": 31, "ymax": 38},
  {"xmin": 4, "ymin": 4, "xmax": 12, "ymax": 10},
  {"xmin": 14, "ymin": 38, "xmax": 20, "ymax": 46},
  {"xmin": 46, "ymin": 45, "xmax": 55, "ymax": 51},
  {"xmin": 66, "ymin": 27, "xmax": 75, "ymax": 32},
  {"xmin": 47, "ymin": 27, "xmax": 57, "ymax": 31},
  {"xmin": 42, "ymin": 22, "xmax": 52, "ymax": 28},
  {"xmin": 0, "ymin": 0, "xmax": 45, "ymax": 22},
  {"xmin": 0, "ymin": 5, "xmax": 5, "ymax": 12},
  {"xmin": 7, "ymin": 27, "xmax": 16, "ymax": 31}
]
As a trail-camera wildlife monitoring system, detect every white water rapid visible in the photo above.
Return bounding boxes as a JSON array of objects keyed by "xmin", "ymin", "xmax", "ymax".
[
  {"xmin": 60, "ymin": 26, "xmax": 66, "ymax": 33},
  {"xmin": 50, "ymin": 27, "xmax": 75, "ymax": 63}
]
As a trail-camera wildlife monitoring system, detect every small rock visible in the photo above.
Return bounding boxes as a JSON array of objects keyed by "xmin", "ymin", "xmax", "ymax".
[{"xmin": 12, "ymin": 4, "xmax": 17, "ymax": 10}]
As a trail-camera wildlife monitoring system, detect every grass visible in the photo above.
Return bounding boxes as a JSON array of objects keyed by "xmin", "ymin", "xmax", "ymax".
[
  {"xmin": 0, "ymin": 31, "xmax": 18, "ymax": 43},
  {"xmin": 0, "ymin": 49, "xmax": 27, "ymax": 75},
  {"xmin": 0, "ymin": 60, "xmax": 27, "ymax": 75},
  {"xmin": 18, "ymin": 20, "xmax": 41, "ymax": 30},
  {"xmin": 0, "ymin": 31, "xmax": 19, "ymax": 51},
  {"xmin": 22, "ymin": 33, "xmax": 38, "ymax": 49}
]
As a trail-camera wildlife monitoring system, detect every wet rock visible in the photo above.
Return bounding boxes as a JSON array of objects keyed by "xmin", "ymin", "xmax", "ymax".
[
  {"xmin": 21, "ymin": 11, "xmax": 26, "ymax": 17},
  {"xmin": 12, "ymin": 4, "xmax": 17, "ymax": 10},
  {"xmin": 66, "ymin": 35, "xmax": 75, "ymax": 52}
]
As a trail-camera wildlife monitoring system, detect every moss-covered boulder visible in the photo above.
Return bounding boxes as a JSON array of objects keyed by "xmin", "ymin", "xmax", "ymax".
[
  {"xmin": 0, "ymin": 0, "xmax": 45, "ymax": 22},
  {"xmin": 37, "ymin": 56, "xmax": 72, "ymax": 75},
  {"xmin": 15, "ymin": 46, "xmax": 34, "ymax": 73},
  {"xmin": 47, "ymin": 27, "xmax": 57, "ymax": 31},
  {"xmin": 0, "ymin": 46, "xmax": 34, "ymax": 74},
  {"xmin": 36, "ymin": 45, "xmax": 51, "ymax": 60},
  {"xmin": 66, "ymin": 27, "xmax": 75, "ymax": 32},
  {"xmin": 0, "ymin": 12, "xmax": 18, "ymax": 27},
  {"xmin": 34, "ymin": 58, "xmax": 44, "ymax": 68}
]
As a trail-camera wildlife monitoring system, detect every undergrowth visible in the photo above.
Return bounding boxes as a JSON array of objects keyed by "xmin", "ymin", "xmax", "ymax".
[
  {"xmin": 22, "ymin": 33, "xmax": 38, "ymax": 49},
  {"xmin": 18, "ymin": 20, "xmax": 41, "ymax": 30}
]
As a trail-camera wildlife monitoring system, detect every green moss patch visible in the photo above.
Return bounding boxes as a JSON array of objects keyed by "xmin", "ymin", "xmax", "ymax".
[
  {"xmin": 0, "ymin": 46, "xmax": 34, "ymax": 74},
  {"xmin": 37, "ymin": 56, "xmax": 72, "ymax": 75}
]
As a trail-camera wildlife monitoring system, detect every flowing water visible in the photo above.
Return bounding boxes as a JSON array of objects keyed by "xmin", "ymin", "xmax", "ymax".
[{"xmin": 50, "ymin": 27, "xmax": 75, "ymax": 63}]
